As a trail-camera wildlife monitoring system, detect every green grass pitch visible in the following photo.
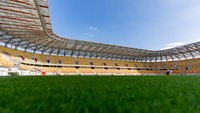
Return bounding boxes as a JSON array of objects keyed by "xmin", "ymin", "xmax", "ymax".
[{"xmin": 0, "ymin": 75, "xmax": 200, "ymax": 113}]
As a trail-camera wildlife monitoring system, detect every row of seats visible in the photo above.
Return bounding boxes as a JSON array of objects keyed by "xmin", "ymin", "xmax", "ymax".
[
  {"xmin": 0, "ymin": 46, "xmax": 162, "ymax": 68},
  {"xmin": 0, "ymin": 46, "xmax": 196, "ymax": 75}
]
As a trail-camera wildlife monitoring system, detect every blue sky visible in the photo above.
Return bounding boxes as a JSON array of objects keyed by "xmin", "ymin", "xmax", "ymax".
[{"xmin": 49, "ymin": 0, "xmax": 200, "ymax": 50}]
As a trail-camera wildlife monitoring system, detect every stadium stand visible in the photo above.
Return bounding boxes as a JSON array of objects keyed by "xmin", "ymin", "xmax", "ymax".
[{"xmin": 0, "ymin": 46, "xmax": 190, "ymax": 75}]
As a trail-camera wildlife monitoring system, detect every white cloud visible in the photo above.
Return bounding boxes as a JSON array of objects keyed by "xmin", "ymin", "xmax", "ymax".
[
  {"xmin": 161, "ymin": 42, "xmax": 186, "ymax": 50},
  {"xmin": 196, "ymin": 39, "xmax": 200, "ymax": 42},
  {"xmin": 83, "ymin": 33, "xmax": 94, "ymax": 37},
  {"xmin": 89, "ymin": 26, "xmax": 98, "ymax": 31}
]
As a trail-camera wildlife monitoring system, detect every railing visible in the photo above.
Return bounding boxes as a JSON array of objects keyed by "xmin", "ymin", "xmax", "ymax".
[{"xmin": 19, "ymin": 61, "xmax": 177, "ymax": 70}]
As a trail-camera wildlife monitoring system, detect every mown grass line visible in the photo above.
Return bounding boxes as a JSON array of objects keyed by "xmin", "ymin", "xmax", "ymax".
[{"xmin": 0, "ymin": 76, "xmax": 200, "ymax": 113}]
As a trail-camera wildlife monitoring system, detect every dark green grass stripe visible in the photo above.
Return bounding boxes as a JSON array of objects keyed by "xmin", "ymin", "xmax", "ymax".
[{"xmin": 0, "ymin": 76, "xmax": 200, "ymax": 113}]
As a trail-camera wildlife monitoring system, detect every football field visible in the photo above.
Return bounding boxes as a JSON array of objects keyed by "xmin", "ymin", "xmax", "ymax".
[{"xmin": 0, "ymin": 75, "xmax": 200, "ymax": 113}]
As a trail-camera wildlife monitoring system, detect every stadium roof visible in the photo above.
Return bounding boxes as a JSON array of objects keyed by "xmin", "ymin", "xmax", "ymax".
[{"xmin": 1, "ymin": 0, "xmax": 200, "ymax": 62}]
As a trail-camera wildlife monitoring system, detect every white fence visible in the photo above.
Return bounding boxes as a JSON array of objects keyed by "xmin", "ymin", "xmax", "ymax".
[{"xmin": 0, "ymin": 67, "xmax": 9, "ymax": 76}]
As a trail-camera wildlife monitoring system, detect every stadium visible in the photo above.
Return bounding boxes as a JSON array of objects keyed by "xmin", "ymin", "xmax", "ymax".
[
  {"xmin": 1, "ymin": 0, "xmax": 200, "ymax": 76},
  {"xmin": 1, "ymin": 0, "xmax": 200, "ymax": 113}
]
